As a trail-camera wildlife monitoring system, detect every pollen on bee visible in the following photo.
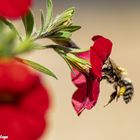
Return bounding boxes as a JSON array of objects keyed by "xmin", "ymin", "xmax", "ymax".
[
  {"xmin": 118, "ymin": 67, "xmax": 127, "ymax": 76},
  {"xmin": 119, "ymin": 86, "xmax": 126, "ymax": 96}
]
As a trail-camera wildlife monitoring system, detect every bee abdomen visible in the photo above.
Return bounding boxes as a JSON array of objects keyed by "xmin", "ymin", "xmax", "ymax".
[{"xmin": 123, "ymin": 82, "xmax": 134, "ymax": 104}]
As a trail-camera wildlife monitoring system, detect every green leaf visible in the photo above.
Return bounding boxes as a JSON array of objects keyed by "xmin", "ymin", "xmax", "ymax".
[
  {"xmin": 14, "ymin": 38, "xmax": 36, "ymax": 54},
  {"xmin": 66, "ymin": 53, "xmax": 90, "ymax": 66},
  {"xmin": 22, "ymin": 10, "xmax": 34, "ymax": 36},
  {"xmin": 50, "ymin": 31, "xmax": 72, "ymax": 39},
  {"xmin": 70, "ymin": 48, "xmax": 89, "ymax": 53},
  {"xmin": 45, "ymin": 0, "xmax": 53, "ymax": 29},
  {"xmin": 63, "ymin": 56, "xmax": 75, "ymax": 74},
  {"xmin": 39, "ymin": 10, "xmax": 45, "ymax": 35},
  {"xmin": 0, "ymin": 31, "xmax": 16, "ymax": 57},
  {"xmin": 1, "ymin": 19, "xmax": 22, "ymax": 40},
  {"xmin": 62, "ymin": 25, "xmax": 81, "ymax": 32},
  {"xmin": 0, "ymin": 20, "xmax": 4, "ymax": 32},
  {"xmin": 59, "ymin": 7, "xmax": 75, "ymax": 20},
  {"xmin": 23, "ymin": 59, "xmax": 57, "ymax": 79},
  {"xmin": 47, "ymin": 7, "xmax": 75, "ymax": 33}
]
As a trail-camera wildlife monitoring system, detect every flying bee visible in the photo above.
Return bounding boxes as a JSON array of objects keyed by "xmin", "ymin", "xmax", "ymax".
[{"xmin": 102, "ymin": 58, "xmax": 134, "ymax": 106}]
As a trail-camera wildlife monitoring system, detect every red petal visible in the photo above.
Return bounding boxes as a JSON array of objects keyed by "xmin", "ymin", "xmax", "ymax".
[
  {"xmin": 23, "ymin": 111, "xmax": 46, "ymax": 140},
  {"xmin": 0, "ymin": 59, "xmax": 50, "ymax": 139},
  {"xmin": 20, "ymin": 83, "xmax": 50, "ymax": 117},
  {"xmin": 71, "ymin": 68, "xmax": 86, "ymax": 88},
  {"xmin": 72, "ymin": 85, "xmax": 87, "ymax": 115},
  {"xmin": 90, "ymin": 50, "xmax": 103, "ymax": 78},
  {"xmin": 0, "ymin": 78, "xmax": 50, "ymax": 139},
  {"xmin": 77, "ymin": 51, "xmax": 90, "ymax": 61},
  {"xmin": 72, "ymin": 76, "xmax": 100, "ymax": 115},
  {"xmin": 71, "ymin": 36, "xmax": 112, "ymax": 115},
  {"xmin": 0, "ymin": 106, "xmax": 46, "ymax": 140},
  {"xmin": 20, "ymin": 82, "xmax": 50, "ymax": 139},
  {"xmin": 0, "ymin": 0, "xmax": 31, "ymax": 19},
  {"xmin": 83, "ymin": 77, "xmax": 100, "ymax": 110},
  {"xmin": 91, "ymin": 35, "xmax": 112, "ymax": 62},
  {"xmin": 0, "ymin": 59, "xmax": 39, "ymax": 95},
  {"xmin": 90, "ymin": 77, "xmax": 100, "ymax": 107},
  {"xmin": 71, "ymin": 51, "xmax": 90, "ymax": 87}
]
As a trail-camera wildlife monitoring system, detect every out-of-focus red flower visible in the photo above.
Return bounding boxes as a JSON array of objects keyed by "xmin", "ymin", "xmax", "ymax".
[
  {"xmin": 71, "ymin": 35, "xmax": 112, "ymax": 115},
  {"xmin": 0, "ymin": 59, "xmax": 50, "ymax": 140},
  {"xmin": 0, "ymin": 0, "xmax": 31, "ymax": 19}
]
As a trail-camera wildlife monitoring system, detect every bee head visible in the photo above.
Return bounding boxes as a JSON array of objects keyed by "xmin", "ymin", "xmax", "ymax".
[{"xmin": 102, "ymin": 62, "xmax": 112, "ymax": 75}]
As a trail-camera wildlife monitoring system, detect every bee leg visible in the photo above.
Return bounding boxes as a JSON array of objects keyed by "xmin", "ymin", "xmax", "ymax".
[
  {"xmin": 116, "ymin": 86, "xmax": 126, "ymax": 102},
  {"xmin": 101, "ymin": 75, "xmax": 113, "ymax": 84},
  {"xmin": 104, "ymin": 85, "xmax": 118, "ymax": 107},
  {"xmin": 100, "ymin": 75, "xmax": 107, "ymax": 81}
]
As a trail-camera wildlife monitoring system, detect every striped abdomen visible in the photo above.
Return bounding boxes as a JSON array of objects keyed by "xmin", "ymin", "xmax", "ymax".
[{"xmin": 122, "ymin": 79, "xmax": 134, "ymax": 104}]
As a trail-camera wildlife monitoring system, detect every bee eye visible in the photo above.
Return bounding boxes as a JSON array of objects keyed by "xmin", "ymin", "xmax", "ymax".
[{"xmin": 103, "ymin": 68, "xmax": 109, "ymax": 73}]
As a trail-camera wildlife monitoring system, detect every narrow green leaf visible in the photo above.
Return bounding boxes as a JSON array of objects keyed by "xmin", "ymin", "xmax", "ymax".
[
  {"xmin": 1, "ymin": 19, "xmax": 22, "ymax": 40},
  {"xmin": 66, "ymin": 53, "xmax": 90, "ymax": 65},
  {"xmin": 57, "ymin": 7, "xmax": 75, "ymax": 21},
  {"xmin": 39, "ymin": 10, "xmax": 45, "ymax": 35},
  {"xmin": 45, "ymin": 0, "xmax": 53, "ymax": 29},
  {"xmin": 63, "ymin": 56, "xmax": 75, "ymax": 74},
  {"xmin": 14, "ymin": 38, "xmax": 36, "ymax": 54},
  {"xmin": 22, "ymin": 10, "xmax": 34, "ymax": 36},
  {"xmin": 70, "ymin": 48, "xmax": 90, "ymax": 53},
  {"xmin": 23, "ymin": 59, "xmax": 57, "ymax": 79},
  {"xmin": 0, "ymin": 20, "xmax": 4, "ymax": 32},
  {"xmin": 62, "ymin": 25, "xmax": 81, "ymax": 32},
  {"xmin": 0, "ymin": 31, "xmax": 16, "ymax": 57},
  {"xmin": 50, "ymin": 31, "xmax": 72, "ymax": 39},
  {"xmin": 47, "ymin": 7, "xmax": 75, "ymax": 33},
  {"xmin": 53, "ymin": 50, "xmax": 75, "ymax": 74}
]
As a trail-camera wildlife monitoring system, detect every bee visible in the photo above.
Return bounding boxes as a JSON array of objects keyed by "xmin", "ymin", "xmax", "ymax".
[{"xmin": 102, "ymin": 58, "xmax": 134, "ymax": 106}]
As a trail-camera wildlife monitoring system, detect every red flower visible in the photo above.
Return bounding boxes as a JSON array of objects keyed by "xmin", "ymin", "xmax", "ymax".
[
  {"xmin": 0, "ymin": 0, "xmax": 31, "ymax": 19},
  {"xmin": 71, "ymin": 35, "xmax": 112, "ymax": 115},
  {"xmin": 0, "ymin": 59, "xmax": 50, "ymax": 140}
]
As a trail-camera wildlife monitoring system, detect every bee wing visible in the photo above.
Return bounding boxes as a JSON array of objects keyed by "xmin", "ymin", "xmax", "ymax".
[{"xmin": 109, "ymin": 58, "xmax": 122, "ymax": 77}]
